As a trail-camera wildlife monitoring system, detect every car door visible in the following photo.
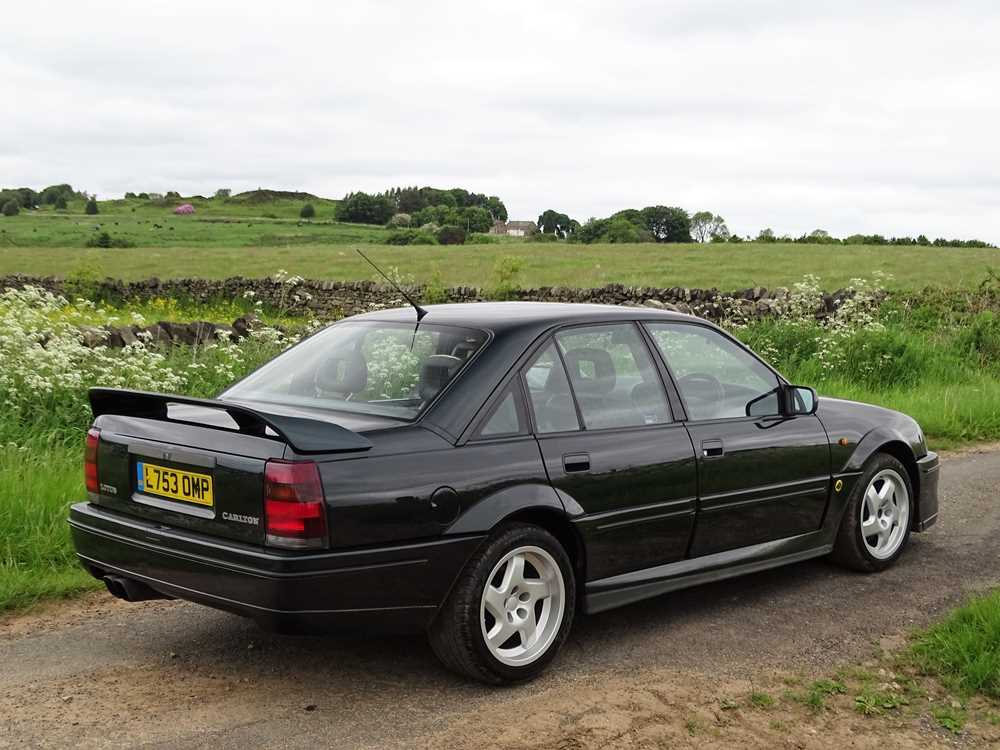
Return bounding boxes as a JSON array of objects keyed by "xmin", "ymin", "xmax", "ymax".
[
  {"xmin": 644, "ymin": 321, "xmax": 831, "ymax": 558},
  {"xmin": 523, "ymin": 322, "xmax": 698, "ymax": 580}
]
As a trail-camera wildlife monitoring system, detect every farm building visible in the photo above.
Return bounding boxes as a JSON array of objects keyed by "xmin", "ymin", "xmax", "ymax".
[{"xmin": 491, "ymin": 220, "xmax": 537, "ymax": 237}]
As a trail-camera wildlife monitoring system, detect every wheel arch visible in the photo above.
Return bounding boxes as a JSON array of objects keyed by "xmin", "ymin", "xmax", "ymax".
[{"xmin": 847, "ymin": 435, "xmax": 921, "ymax": 529}]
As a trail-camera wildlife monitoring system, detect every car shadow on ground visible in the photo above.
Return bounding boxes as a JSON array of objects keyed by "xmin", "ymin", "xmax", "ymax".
[{"xmin": 150, "ymin": 534, "xmax": 961, "ymax": 692}]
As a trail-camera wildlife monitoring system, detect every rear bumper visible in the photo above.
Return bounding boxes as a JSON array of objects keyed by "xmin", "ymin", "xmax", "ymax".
[
  {"xmin": 916, "ymin": 451, "xmax": 940, "ymax": 531},
  {"xmin": 69, "ymin": 502, "xmax": 484, "ymax": 634}
]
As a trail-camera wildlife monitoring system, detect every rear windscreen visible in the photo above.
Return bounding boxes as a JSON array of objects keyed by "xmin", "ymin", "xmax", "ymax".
[{"xmin": 221, "ymin": 321, "xmax": 488, "ymax": 420}]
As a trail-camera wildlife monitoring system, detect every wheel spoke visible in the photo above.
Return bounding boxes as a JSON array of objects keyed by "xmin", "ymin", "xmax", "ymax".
[
  {"xmin": 487, "ymin": 618, "xmax": 517, "ymax": 649},
  {"xmin": 865, "ymin": 486, "xmax": 880, "ymax": 517},
  {"xmin": 520, "ymin": 578, "xmax": 551, "ymax": 600},
  {"xmin": 499, "ymin": 553, "xmax": 525, "ymax": 594},
  {"xmin": 861, "ymin": 516, "xmax": 880, "ymax": 538},
  {"xmin": 483, "ymin": 585, "xmax": 506, "ymax": 620},
  {"xmin": 518, "ymin": 605, "xmax": 538, "ymax": 649},
  {"xmin": 878, "ymin": 525, "xmax": 892, "ymax": 549},
  {"xmin": 877, "ymin": 479, "xmax": 894, "ymax": 507}
]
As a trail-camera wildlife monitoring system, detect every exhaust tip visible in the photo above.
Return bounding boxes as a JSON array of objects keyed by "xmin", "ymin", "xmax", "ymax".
[{"xmin": 103, "ymin": 575, "xmax": 170, "ymax": 602}]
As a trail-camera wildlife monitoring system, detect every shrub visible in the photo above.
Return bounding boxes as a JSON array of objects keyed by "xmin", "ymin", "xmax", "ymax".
[
  {"xmin": 1, "ymin": 200, "xmax": 18, "ymax": 217},
  {"xmin": 533, "ymin": 232, "xmax": 559, "ymax": 243},
  {"xmin": 337, "ymin": 191, "xmax": 395, "ymax": 225},
  {"xmin": 385, "ymin": 229, "xmax": 437, "ymax": 246},
  {"xmin": 387, "ymin": 213, "xmax": 412, "ymax": 228},
  {"xmin": 605, "ymin": 217, "xmax": 641, "ymax": 243},
  {"xmin": 84, "ymin": 232, "xmax": 135, "ymax": 249},
  {"xmin": 466, "ymin": 233, "xmax": 499, "ymax": 245},
  {"xmin": 487, "ymin": 255, "xmax": 523, "ymax": 300},
  {"xmin": 299, "ymin": 203, "xmax": 315, "ymax": 219},
  {"xmin": 84, "ymin": 198, "xmax": 99, "ymax": 215},
  {"xmin": 54, "ymin": 196, "xmax": 68, "ymax": 210},
  {"xmin": 436, "ymin": 225, "xmax": 467, "ymax": 245}
]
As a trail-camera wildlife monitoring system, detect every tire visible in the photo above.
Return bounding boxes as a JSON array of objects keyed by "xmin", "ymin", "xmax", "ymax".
[
  {"xmin": 428, "ymin": 523, "xmax": 576, "ymax": 684},
  {"xmin": 830, "ymin": 453, "xmax": 914, "ymax": 572}
]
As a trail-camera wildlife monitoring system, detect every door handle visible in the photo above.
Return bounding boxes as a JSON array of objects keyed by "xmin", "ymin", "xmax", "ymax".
[
  {"xmin": 563, "ymin": 452, "xmax": 591, "ymax": 473},
  {"xmin": 701, "ymin": 439, "xmax": 724, "ymax": 458}
]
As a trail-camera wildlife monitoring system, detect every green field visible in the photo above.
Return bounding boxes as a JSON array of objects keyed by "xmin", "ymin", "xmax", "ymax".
[
  {"xmin": 2, "ymin": 237, "xmax": 999, "ymax": 292},
  {"xmin": 1, "ymin": 192, "xmax": 998, "ymax": 290}
]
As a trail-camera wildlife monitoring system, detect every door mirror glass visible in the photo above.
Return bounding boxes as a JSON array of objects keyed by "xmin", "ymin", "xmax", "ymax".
[{"xmin": 784, "ymin": 385, "xmax": 818, "ymax": 415}]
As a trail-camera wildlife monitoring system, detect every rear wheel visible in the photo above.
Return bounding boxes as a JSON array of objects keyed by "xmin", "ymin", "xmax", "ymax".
[
  {"xmin": 830, "ymin": 453, "xmax": 913, "ymax": 572},
  {"xmin": 429, "ymin": 523, "xmax": 575, "ymax": 684}
]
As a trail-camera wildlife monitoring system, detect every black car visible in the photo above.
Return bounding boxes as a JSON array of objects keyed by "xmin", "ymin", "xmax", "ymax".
[{"xmin": 70, "ymin": 302, "xmax": 939, "ymax": 683}]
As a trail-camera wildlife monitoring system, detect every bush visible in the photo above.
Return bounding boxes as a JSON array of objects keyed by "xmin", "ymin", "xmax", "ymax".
[
  {"xmin": 299, "ymin": 203, "xmax": 315, "ymax": 219},
  {"xmin": 84, "ymin": 198, "xmax": 99, "ymax": 215},
  {"xmin": 466, "ymin": 233, "xmax": 499, "ymax": 245},
  {"xmin": 605, "ymin": 217, "xmax": 641, "ymax": 243},
  {"xmin": 533, "ymin": 232, "xmax": 559, "ymax": 243},
  {"xmin": 54, "ymin": 196, "xmax": 67, "ymax": 210},
  {"xmin": 387, "ymin": 213, "xmax": 412, "ymax": 228},
  {"xmin": 436, "ymin": 225, "xmax": 467, "ymax": 245},
  {"xmin": 487, "ymin": 255, "xmax": 523, "ymax": 300},
  {"xmin": 1, "ymin": 200, "xmax": 18, "ymax": 217},
  {"xmin": 84, "ymin": 232, "xmax": 135, "ymax": 249},
  {"xmin": 338, "ymin": 191, "xmax": 395, "ymax": 225},
  {"xmin": 385, "ymin": 229, "xmax": 437, "ymax": 246}
]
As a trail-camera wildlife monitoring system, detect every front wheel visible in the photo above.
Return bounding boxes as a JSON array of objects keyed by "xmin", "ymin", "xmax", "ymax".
[
  {"xmin": 830, "ymin": 453, "xmax": 913, "ymax": 572},
  {"xmin": 429, "ymin": 523, "xmax": 575, "ymax": 684}
]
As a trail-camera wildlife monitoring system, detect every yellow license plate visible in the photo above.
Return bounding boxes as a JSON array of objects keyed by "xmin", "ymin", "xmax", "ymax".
[{"xmin": 137, "ymin": 462, "xmax": 214, "ymax": 507}]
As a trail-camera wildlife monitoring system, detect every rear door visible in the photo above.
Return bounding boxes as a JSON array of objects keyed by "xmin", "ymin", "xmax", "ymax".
[
  {"xmin": 644, "ymin": 321, "xmax": 832, "ymax": 557},
  {"xmin": 525, "ymin": 323, "xmax": 698, "ymax": 580}
]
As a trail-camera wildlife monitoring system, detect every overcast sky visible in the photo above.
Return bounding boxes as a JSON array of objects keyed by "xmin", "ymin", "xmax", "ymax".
[{"xmin": 3, "ymin": 0, "xmax": 999, "ymax": 240}]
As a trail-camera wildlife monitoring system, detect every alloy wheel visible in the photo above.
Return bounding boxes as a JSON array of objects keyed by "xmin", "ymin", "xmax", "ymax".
[
  {"xmin": 860, "ymin": 468, "xmax": 910, "ymax": 560},
  {"xmin": 479, "ymin": 545, "xmax": 566, "ymax": 667}
]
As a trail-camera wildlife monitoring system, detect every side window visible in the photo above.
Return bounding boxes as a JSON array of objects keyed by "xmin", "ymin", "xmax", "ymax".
[
  {"xmin": 554, "ymin": 323, "xmax": 671, "ymax": 429},
  {"xmin": 646, "ymin": 323, "xmax": 780, "ymax": 420},
  {"xmin": 522, "ymin": 343, "xmax": 581, "ymax": 434},
  {"xmin": 477, "ymin": 387, "xmax": 526, "ymax": 438}
]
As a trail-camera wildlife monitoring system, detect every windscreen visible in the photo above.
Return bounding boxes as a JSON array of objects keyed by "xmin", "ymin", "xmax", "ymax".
[{"xmin": 222, "ymin": 321, "xmax": 488, "ymax": 420}]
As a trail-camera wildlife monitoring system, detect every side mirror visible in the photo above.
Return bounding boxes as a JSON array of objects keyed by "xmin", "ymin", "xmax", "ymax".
[{"xmin": 783, "ymin": 384, "xmax": 818, "ymax": 416}]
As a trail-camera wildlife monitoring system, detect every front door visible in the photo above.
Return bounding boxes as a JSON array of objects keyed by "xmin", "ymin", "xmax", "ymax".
[
  {"xmin": 523, "ymin": 323, "xmax": 698, "ymax": 580},
  {"xmin": 644, "ymin": 321, "xmax": 831, "ymax": 558}
]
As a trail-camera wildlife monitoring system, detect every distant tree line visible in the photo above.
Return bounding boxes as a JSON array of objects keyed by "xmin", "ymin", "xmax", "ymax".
[
  {"xmin": 744, "ymin": 227, "xmax": 994, "ymax": 248},
  {"xmin": 337, "ymin": 186, "xmax": 507, "ymax": 230},
  {"xmin": 0, "ymin": 183, "xmax": 83, "ymax": 214}
]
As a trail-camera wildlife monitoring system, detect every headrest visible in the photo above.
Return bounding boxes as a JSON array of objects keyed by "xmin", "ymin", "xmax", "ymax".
[
  {"xmin": 564, "ymin": 348, "xmax": 615, "ymax": 396},
  {"xmin": 315, "ymin": 351, "xmax": 367, "ymax": 395},
  {"xmin": 419, "ymin": 354, "xmax": 461, "ymax": 402}
]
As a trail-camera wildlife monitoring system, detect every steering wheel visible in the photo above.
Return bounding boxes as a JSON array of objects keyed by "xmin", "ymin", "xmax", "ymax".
[{"xmin": 676, "ymin": 373, "xmax": 726, "ymax": 417}]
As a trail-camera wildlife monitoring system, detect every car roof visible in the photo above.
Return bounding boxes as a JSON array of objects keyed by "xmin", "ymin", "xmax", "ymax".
[{"xmin": 350, "ymin": 301, "xmax": 693, "ymax": 336}]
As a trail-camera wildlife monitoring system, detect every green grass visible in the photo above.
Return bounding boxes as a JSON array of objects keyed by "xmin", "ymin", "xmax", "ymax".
[
  {"xmin": 2, "ymin": 225, "xmax": 999, "ymax": 291},
  {"xmin": 0, "ymin": 440, "xmax": 100, "ymax": 611},
  {"xmin": 912, "ymin": 590, "xmax": 1000, "ymax": 699}
]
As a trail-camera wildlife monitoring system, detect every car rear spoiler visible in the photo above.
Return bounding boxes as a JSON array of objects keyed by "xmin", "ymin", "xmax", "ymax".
[{"xmin": 89, "ymin": 388, "xmax": 373, "ymax": 454}]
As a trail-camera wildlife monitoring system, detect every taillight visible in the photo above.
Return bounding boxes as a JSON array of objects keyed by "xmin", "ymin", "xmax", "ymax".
[
  {"xmin": 84, "ymin": 428, "xmax": 100, "ymax": 494},
  {"xmin": 264, "ymin": 460, "xmax": 328, "ymax": 549}
]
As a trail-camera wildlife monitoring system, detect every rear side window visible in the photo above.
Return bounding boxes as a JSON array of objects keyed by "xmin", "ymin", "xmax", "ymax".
[
  {"xmin": 554, "ymin": 324, "xmax": 670, "ymax": 429},
  {"xmin": 522, "ymin": 343, "xmax": 581, "ymax": 434},
  {"xmin": 477, "ymin": 387, "xmax": 527, "ymax": 438}
]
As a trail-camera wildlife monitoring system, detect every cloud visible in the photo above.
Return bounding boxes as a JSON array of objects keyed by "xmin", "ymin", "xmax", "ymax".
[{"xmin": 1, "ymin": 0, "xmax": 998, "ymax": 241}]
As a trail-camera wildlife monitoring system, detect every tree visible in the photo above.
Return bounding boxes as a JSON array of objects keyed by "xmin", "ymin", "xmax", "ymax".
[
  {"xmin": 691, "ymin": 212, "xmax": 731, "ymax": 243},
  {"xmin": 54, "ymin": 195, "xmax": 68, "ymax": 210},
  {"xmin": 756, "ymin": 228, "xmax": 776, "ymax": 243},
  {"xmin": 640, "ymin": 206, "xmax": 692, "ymax": 242},
  {"xmin": 39, "ymin": 184, "xmax": 75, "ymax": 205},
  {"xmin": 214, "ymin": 188, "xmax": 231, "ymax": 199},
  {"xmin": 85, "ymin": 197, "xmax": 99, "ymax": 215},
  {"xmin": 537, "ymin": 209, "xmax": 578, "ymax": 239},
  {"xmin": 485, "ymin": 196, "xmax": 507, "ymax": 222},
  {"xmin": 299, "ymin": 203, "xmax": 316, "ymax": 219},
  {"xmin": 462, "ymin": 206, "xmax": 493, "ymax": 233},
  {"xmin": 2, "ymin": 200, "xmax": 19, "ymax": 216},
  {"xmin": 337, "ymin": 191, "xmax": 395, "ymax": 225},
  {"xmin": 574, "ymin": 217, "xmax": 610, "ymax": 244},
  {"xmin": 605, "ymin": 217, "xmax": 641, "ymax": 243}
]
